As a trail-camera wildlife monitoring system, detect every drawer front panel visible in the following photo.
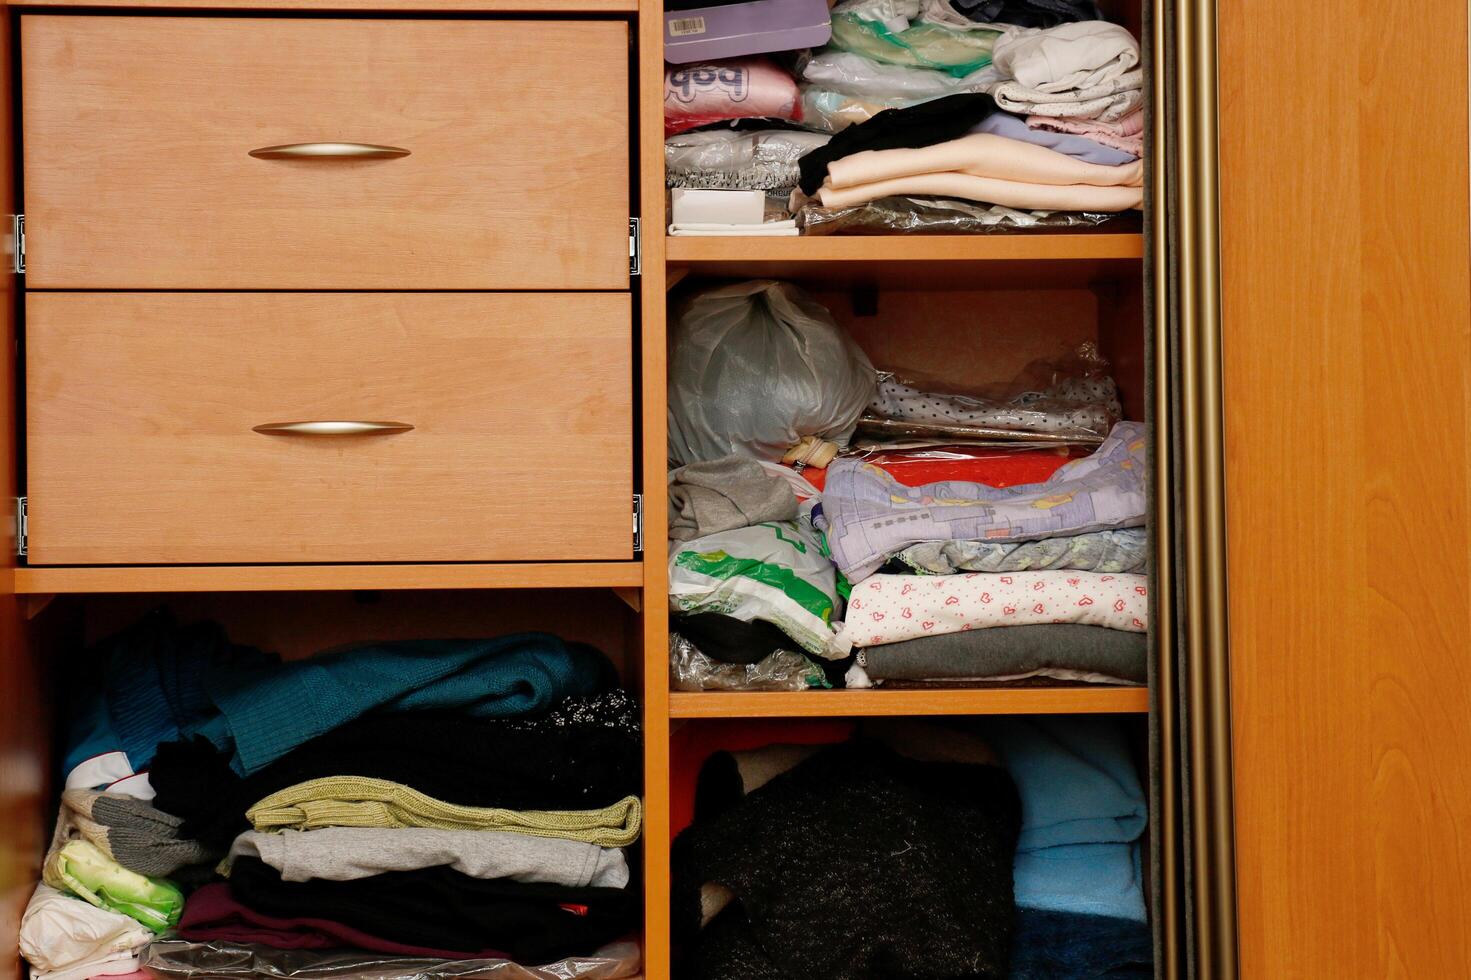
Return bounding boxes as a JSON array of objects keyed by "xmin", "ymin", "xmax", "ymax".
[
  {"xmin": 26, "ymin": 293, "xmax": 634, "ymax": 564},
  {"xmin": 21, "ymin": 16, "xmax": 630, "ymax": 289}
]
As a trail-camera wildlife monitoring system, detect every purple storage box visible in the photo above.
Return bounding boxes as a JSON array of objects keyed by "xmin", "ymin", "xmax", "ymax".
[{"xmin": 664, "ymin": 0, "xmax": 832, "ymax": 63}]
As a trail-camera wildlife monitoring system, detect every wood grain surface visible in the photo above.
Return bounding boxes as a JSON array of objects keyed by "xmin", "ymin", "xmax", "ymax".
[
  {"xmin": 1220, "ymin": 0, "xmax": 1471, "ymax": 974},
  {"xmin": 26, "ymin": 292, "xmax": 634, "ymax": 564},
  {"xmin": 21, "ymin": 16, "xmax": 629, "ymax": 289}
]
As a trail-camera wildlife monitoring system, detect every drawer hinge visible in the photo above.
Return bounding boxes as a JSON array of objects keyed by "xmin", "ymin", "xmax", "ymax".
[
  {"xmin": 10, "ymin": 214, "xmax": 24, "ymax": 275},
  {"xmin": 632, "ymin": 493, "xmax": 644, "ymax": 554},
  {"xmin": 628, "ymin": 218, "xmax": 642, "ymax": 277},
  {"xmin": 14, "ymin": 496, "xmax": 26, "ymax": 557}
]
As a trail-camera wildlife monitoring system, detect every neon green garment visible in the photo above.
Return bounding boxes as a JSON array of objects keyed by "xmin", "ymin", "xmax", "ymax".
[{"xmin": 43, "ymin": 840, "xmax": 183, "ymax": 934}]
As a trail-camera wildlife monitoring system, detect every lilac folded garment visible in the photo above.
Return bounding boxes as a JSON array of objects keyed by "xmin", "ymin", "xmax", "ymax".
[
  {"xmin": 974, "ymin": 112, "xmax": 1137, "ymax": 165},
  {"xmin": 1028, "ymin": 109, "xmax": 1143, "ymax": 156},
  {"xmin": 820, "ymin": 421, "xmax": 1147, "ymax": 581},
  {"xmin": 178, "ymin": 884, "xmax": 513, "ymax": 961}
]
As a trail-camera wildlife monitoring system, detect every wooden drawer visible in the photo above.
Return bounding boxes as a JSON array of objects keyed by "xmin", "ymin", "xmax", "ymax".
[
  {"xmin": 20, "ymin": 16, "xmax": 630, "ymax": 289},
  {"xmin": 25, "ymin": 293, "xmax": 635, "ymax": 565}
]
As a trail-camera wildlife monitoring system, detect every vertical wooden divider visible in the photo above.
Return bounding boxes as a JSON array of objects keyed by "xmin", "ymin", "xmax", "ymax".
[{"xmin": 636, "ymin": 0, "xmax": 672, "ymax": 974}]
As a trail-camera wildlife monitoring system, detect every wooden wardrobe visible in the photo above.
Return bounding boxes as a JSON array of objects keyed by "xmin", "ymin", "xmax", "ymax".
[{"xmin": 0, "ymin": 0, "xmax": 1467, "ymax": 978}]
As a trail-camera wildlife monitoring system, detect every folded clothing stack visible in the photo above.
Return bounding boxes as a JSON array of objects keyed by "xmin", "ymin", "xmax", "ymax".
[
  {"xmin": 818, "ymin": 419, "xmax": 1149, "ymax": 687},
  {"xmin": 21, "ymin": 612, "xmax": 644, "ymax": 980},
  {"xmin": 794, "ymin": 89, "xmax": 1141, "ymax": 215},
  {"xmin": 672, "ymin": 721, "xmax": 1023, "ymax": 979},
  {"xmin": 793, "ymin": 16, "xmax": 1144, "ymax": 231},
  {"xmin": 986, "ymin": 715, "xmax": 1153, "ymax": 977}
]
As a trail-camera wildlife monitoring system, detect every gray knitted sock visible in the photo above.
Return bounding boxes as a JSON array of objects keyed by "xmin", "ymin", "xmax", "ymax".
[{"xmin": 63, "ymin": 789, "xmax": 215, "ymax": 877}]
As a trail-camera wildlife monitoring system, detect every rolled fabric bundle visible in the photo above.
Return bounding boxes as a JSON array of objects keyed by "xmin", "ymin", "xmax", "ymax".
[{"xmin": 61, "ymin": 790, "xmax": 215, "ymax": 878}]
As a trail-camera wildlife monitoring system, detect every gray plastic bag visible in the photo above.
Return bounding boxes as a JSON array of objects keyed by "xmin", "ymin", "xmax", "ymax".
[{"xmin": 668, "ymin": 280, "xmax": 876, "ymax": 467}]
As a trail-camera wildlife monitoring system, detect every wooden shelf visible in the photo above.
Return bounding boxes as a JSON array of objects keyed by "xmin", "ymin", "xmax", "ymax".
[
  {"xmin": 669, "ymin": 686, "xmax": 1149, "ymax": 718},
  {"xmin": 666, "ymin": 232, "xmax": 1145, "ymax": 288},
  {"xmin": 25, "ymin": 0, "xmax": 638, "ymax": 10},
  {"xmin": 13, "ymin": 562, "xmax": 644, "ymax": 595}
]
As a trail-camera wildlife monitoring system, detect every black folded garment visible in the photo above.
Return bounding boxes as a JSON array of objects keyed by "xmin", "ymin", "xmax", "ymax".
[
  {"xmin": 1008, "ymin": 907, "xmax": 1154, "ymax": 978},
  {"xmin": 673, "ymin": 740, "xmax": 1021, "ymax": 979},
  {"xmin": 152, "ymin": 692, "xmax": 642, "ymax": 850},
  {"xmin": 227, "ymin": 856, "xmax": 638, "ymax": 964},
  {"xmin": 797, "ymin": 93, "xmax": 1000, "ymax": 195},
  {"xmin": 672, "ymin": 613, "xmax": 798, "ymax": 666}
]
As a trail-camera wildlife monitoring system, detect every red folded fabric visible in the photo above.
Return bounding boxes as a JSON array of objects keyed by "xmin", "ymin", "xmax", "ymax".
[
  {"xmin": 179, "ymin": 883, "xmax": 513, "ymax": 961},
  {"xmin": 670, "ymin": 719, "xmax": 856, "ymax": 838},
  {"xmin": 798, "ymin": 446, "xmax": 1084, "ymax": 492}
]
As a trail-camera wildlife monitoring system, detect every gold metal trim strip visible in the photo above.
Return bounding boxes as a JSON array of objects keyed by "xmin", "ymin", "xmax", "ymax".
[{"xmin": 1171, "ymin": 0, "xmax": 1239, "ymax": 975}]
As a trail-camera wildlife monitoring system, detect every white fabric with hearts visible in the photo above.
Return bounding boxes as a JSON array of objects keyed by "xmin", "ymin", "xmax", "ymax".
[{"xmin": 834, "ymin": 570, "xmax": 1148, "ymax": 652}]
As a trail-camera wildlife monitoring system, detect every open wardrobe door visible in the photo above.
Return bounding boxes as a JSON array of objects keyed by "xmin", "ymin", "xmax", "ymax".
[
  {"xmin": 1219, "ymin": 0, "xmax": 1471, "ymax": 976},
  {"xmin": 0, "ymin": 0, "xmax": 45, "ymax": 971}
]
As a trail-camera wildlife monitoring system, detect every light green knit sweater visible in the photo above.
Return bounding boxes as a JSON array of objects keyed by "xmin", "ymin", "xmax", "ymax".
[{"xmin": 246, "ymin": 777, "xmax": 642, "ymax": 848}]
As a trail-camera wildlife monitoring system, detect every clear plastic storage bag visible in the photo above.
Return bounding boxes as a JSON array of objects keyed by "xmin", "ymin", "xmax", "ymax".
[
  {"xmin": 799, "ymin": 195, "xmax": 1120, "ymax": 234},
  {"xmin": 861, "ymin": 343, "xmax": 1122, "ymax": 442},
  {"xmin": 668, "ymin": 280, "xmax": 876, "ymax": 467},
  {"xmin": 141, "ymin": 940, "xmax": 642, "ymax": 980},
  {"xmin": 665, "ymin": 129, "xmax": 833, "ymax": 191},
  {"xmin": 800, "ymin": 49, "xmax": 1001, "ymax": 100},
  {"xmin": 829, "ymin": 0, "xmax": 1002, "ymax": 77},
  {"xmin": 669, "ymin": 635, "xmax": 828, "ymax": 691}
]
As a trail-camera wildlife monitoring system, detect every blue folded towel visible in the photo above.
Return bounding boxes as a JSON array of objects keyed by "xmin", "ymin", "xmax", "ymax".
[
  {"xmin": 981, "ymin": 715, "xmax": 1148, "ymax": 922},
  {"xmin": 1014, "ymin": 841, "xmax": 1147, "ymax": 922}
]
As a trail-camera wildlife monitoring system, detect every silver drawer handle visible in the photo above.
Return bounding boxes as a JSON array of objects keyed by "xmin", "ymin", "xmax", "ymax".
[
  {"xmin": 249, "ymin": 142, "xmax": 411, "ymax": 160},
  {"xmin": 253, "ymin": 421, "xmax": 414, "ymax": 436}
]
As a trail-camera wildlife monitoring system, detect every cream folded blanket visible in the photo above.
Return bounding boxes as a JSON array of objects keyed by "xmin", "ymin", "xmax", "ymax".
[
  {"xmin": 994, "ymin": 72, "xmax": 1144, "ymax": 121},
  {"xmin": 812, "ymin": 172, "xmax": 1142, "ymax": 212},
  {"xmin": 826, "ymin": 133, "xmax": 1142, "ymax": 191}
]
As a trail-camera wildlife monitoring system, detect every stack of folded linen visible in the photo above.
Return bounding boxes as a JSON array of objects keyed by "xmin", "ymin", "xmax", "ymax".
[
  {"xmin": 20, "ymin": 611, "xmax": 644, "ymax": 980},
  {"xmin": 793, "ymin": 16, "xmax": 1145, "ymax": 230},
  {"xmin": 794, "ymin": 89, "xmax": 1141, "ymax": 214},
  {"xmin": 821, "ymin": 420, "xmax": 1149, "ymax": 687},
  {"xmin": 983, "ymin": 715, "xmax": 1154, "ymax": 978}
]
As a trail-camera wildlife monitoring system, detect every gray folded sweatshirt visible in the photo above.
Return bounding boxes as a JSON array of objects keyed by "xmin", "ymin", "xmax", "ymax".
[
  {"xmin": 228, "ymin": 827, "xmax": 630, "ymax": 889},
  {"xmin": 669, "ymin": 455, "xmax": 798, "ymax": 543}
]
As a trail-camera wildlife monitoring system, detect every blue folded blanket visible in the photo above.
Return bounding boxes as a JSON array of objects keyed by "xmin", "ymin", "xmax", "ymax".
[
  {"xmin": 981, "ymin": 715, "xmax": 1148, "ymax": 923},
  {"xmin": 1015, "ymin": 842, "xmax": 1146, "ymax": 922},
  {"xmin": 66, "ymin": 610, "xmax": 613, "ymax": 781}
]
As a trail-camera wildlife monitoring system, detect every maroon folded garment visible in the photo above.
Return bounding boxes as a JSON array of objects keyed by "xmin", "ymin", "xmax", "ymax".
[{"xmin": 178, "ymin": 884, "xmax": 514, "ymax": 961}]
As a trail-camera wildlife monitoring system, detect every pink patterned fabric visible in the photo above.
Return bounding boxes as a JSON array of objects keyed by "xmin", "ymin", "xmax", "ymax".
[
  {"xmin": 1027, "ymin": 110, "xmax": 1144, "ymax": 156},
  {"xmin": 834, "ymin": 570, "xmax": 1148, "ymax": 651}
]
